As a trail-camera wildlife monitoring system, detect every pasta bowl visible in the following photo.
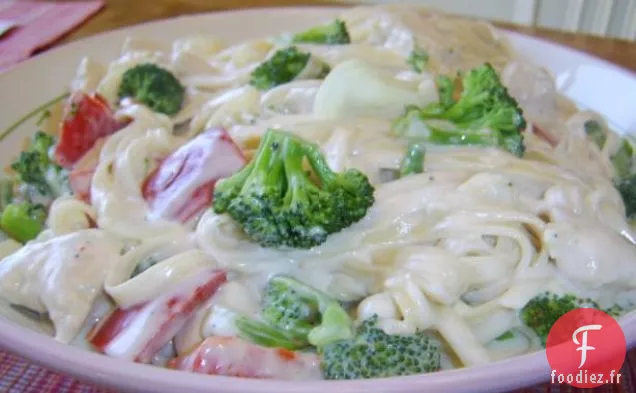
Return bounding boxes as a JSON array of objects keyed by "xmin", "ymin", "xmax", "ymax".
[{"xmin": 1, "ymin": 6, "xmax": 636, "ymax": 393}]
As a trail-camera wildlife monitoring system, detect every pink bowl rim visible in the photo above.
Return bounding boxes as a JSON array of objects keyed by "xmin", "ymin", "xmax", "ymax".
[{"xmin": 2, "ymin": 311, "xmax": 636, "ymax": 393}]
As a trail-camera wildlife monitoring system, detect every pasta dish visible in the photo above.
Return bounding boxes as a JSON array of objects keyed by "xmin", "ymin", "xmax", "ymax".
[{"xmin": 1, "ymin": 4, "xmax": 635, "ymax": 380}]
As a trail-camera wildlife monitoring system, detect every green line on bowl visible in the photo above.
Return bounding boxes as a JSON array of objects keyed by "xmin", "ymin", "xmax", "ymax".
[{"xmin": 0, "ymin": 92, "xmax": 70, "ymax": 142}]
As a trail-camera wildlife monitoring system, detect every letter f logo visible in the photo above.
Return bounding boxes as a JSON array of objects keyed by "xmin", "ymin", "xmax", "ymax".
[{"xmin": 572, "ymin": 324, "xmax": 602, "ymax": 368}]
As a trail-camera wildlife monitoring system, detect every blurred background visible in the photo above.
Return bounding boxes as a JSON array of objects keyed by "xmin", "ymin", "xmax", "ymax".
[
  {"xmin": 0, "ymin": 0, "xmax": 634, "ymax": 72},
  {"xmin": 24, "ymin": 0, "xmax": 636, "ymax": 41},
  {"xmin": 340, "ymin": 0, "xmax": 635, "ymax": 40}
]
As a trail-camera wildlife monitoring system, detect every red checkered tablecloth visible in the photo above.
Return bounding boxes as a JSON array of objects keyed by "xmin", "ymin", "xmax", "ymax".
[
  {"xmin": 1, "ymin": 348, "xmax": 635, "ymax": 393},
  {"xmin": 0, "ymin": 350, "xmax": 111, "ymax": 393}
]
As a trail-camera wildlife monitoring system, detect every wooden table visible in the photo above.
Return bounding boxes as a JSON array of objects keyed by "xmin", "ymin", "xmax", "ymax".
[{"xmin": 61, "ymin": 0, "xmax": 636, "ymax": 72}]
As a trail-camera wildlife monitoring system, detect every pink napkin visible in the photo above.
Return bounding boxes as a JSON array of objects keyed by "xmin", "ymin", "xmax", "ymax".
[{"xmin": 0, "ymin": 0, "xmax": 104, "ymax": 72}]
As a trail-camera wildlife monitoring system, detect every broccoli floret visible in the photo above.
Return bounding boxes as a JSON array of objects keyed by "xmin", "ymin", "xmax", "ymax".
[
  {"xmin": 586, "ymin": 119, "xmax": 636, "ymax": 212},
  {"xmin": 11, "ymin": 131, "xmax": 68, "ymax": 199},
  {"xmin": 263, "ymin": 275, "xmax": 353, "ymax": 346},
  {"xmin": 605, "ymin": 134, "xmax": 636, "ymax": 214},
  {"xmin": 309, "ymin": 302, "xmax": 356, "ymax": 347},
  {"xmin": 519, "ymin": 292, "xmax": 612, "ymax": 347},
  {"xmin": 0, "ymin": 180, "xmax": 13, "ymax": 213},
  {"xmin": 236, "ymin": 275, "xmax": 353, "ymax": 349},
  {"xmin": 612, "ymin": 139, "xmax": 634, "ymax": 179},
  {"xmin": 407, "ymin": 47, "xmax": 429, "ymax": 73},
  {"xmin": 320, "ymin": 315, "xmax": 441, "ymax": 380},
  {"xmin": 213, "ymin": 129, "xmax": 374, "ymax": 249},
  {"xmin": 0, "ymin": 180, "xmax": 15, "ymax": 241},
  {"xmin": 32, "ymin": 130, "xmax": 54, "ymax": 153},
  {"xmin": 435, "ymin": 75, "xmax": 457, "ymax": 110},
  {"xmin": 520, "ymin": 292, "xmax": 592, "ymax": 346},
  {"xmin": 261, "ymin": 275, "xmax": 321, "ymax": 339},
  {"xmin": 399, "ymin": 142, "xmax": 425, "ymax": 177},
  {"xmin": 0, "ymin": 202, "xmax": 46, "ymax": 243},
  {"xmin": 393, "ymin": 63, "xmax": 527, "ymax": 157},
  {"xmin": 584, "ymin": 119, "xmax": 607, "ymax": 149},
  {"xmin": 118, "ymin": 63, "xmax": 185, "ymax": 116},
  {"xmin": 234, "ymin": 314, "xmax": 310, "ymax": 350},
  {"xmin": 581, "ymin": 120, "xmax": 635, "ymax": 180},
  {"xmin": 250, "ymin": 47, "xmax": 330, "ymax": 91},
  {"xmin": 292, "ymin": 19, "xmax": 351, "ymax": 45},
  {"xmin": 616, "ymin": 173, "xmax": 636, "ymax": 218},
  {"xmin": 604, "ymin": 304, "xmax": 625, "ymax": 318}
]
